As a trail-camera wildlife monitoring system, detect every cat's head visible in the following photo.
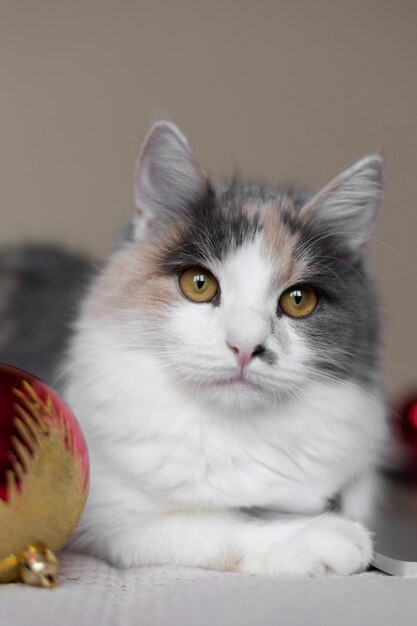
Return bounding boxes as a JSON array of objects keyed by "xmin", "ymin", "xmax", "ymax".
[{"xmin": 91, "ymin": 122, "xmax": 383, "ymax": 411}]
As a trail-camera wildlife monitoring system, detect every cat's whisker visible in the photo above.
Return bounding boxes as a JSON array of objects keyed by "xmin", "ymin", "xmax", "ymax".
[
  {"xmin": 381, "ymin": 363, "xmax": 417, "ymax": 373},
  {"xmin": 303, "ymin": 371, "xmax": 403, "ymax": 440}
]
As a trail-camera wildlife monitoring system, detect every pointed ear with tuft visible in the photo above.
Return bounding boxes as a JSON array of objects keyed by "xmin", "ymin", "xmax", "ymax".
[
  {"xmin": 133, "ymin": 121, "xmax": 209, "ymax": 239},
  {"xmin": 298, "ymin": 155, "xmax": 384, "ymax": 257}
]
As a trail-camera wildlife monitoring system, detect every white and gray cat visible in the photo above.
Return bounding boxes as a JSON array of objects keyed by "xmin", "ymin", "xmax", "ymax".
[{"xmin": 1, "ymin": 122, "xmax": 388, "ymax": 575}]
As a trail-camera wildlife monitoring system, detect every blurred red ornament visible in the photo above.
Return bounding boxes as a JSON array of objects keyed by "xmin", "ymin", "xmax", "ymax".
[
  {"xmin": 398, "ymin": 397, "xmax": 417, "ymax": 452},
  {"xmin": 0, "ymin": 364, "xmax": 89, "ymax": 583},
  {"xmin": 385, "ymin": 394, "xmax": 417, "ymax": 478}
]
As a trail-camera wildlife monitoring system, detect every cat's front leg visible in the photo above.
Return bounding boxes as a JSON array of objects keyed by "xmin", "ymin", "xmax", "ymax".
[
  {"xmin": 75, "ymin": 510, "xmax": 373, "ymax": 576},
  {"xmin": 240, "ymin": 513, "xmax": 373, "ymax": 576}
]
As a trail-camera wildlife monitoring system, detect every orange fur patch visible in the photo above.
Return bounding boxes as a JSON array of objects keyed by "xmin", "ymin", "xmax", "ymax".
[
  {"xmin": 259, "ymin": 200, "xmax": 314, "ymax": 287},
  {"xmin": 89, "ymin": 239, "xmax": 180, "ymax": 319}
]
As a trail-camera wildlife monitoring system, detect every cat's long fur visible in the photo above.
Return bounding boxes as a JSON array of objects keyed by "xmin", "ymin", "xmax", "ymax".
[
  {"xmin": 2, "ymin": 122, "xmax": 387, "ymax": 576},
  {"xmin": 58, "ymin": 122, "xmax": 388, "ymax": 575},
  {"xmin": 0, "ymin": 245, "xmax": 94, "ymax": 383}
]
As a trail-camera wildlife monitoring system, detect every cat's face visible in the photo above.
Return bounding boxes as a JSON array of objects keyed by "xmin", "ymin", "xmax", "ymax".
[{"xmin": 91, "ymin": 122, "xmax": 382, "ymax": 411}]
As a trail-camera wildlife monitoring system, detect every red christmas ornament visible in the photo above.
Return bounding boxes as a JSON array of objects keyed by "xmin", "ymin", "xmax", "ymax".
[
  {"xmin": 398, "ymin": 397, "xmax": 417, "ymax": 452},
  {"xmin": 0, "ymin": 364, "xmax": 89, "ymax": 585}
]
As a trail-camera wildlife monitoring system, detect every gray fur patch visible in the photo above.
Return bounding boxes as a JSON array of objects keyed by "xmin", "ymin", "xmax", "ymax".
[
  {"xmin": 0, "ymin": 245, "xmax": 95, "ymax": 385},
  {"xmin": 259, "ymin": 348, "xmax": 277, "ymax": 366}
]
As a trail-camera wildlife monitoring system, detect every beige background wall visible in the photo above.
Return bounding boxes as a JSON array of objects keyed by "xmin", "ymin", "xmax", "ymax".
[{"xmin": 1, "ymin": 1, "xmax": 416, "ymax": 397}]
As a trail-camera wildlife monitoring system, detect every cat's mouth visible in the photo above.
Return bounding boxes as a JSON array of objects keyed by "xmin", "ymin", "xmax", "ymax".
[{"xmin": 208, "ymin": 374, "xmax": 263, "ymax": 391}]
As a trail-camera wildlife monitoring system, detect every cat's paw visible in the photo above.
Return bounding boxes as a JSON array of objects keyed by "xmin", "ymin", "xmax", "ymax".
[
  {"xmin": 302, "ymin": 515, "xmax": 373, "ymax": 575},
  {"xmin": 242, "ymin": 516, "xmax": 373, "ymax": 577}
]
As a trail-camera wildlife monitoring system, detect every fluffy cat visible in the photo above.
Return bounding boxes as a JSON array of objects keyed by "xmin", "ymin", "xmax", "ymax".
[
  {"xmin": 60, "ymin": 121, "xmax": 387, "ymax": 576},
  {"xmin": 0, "ymin": 245, "xmax": 94, "ymax": 384}
]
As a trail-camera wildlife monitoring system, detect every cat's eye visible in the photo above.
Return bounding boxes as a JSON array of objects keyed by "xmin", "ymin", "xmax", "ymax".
[
  {"xmin": 279, "ymin": 286, "xmax": 318, "ymax": 318},
  {"xmin": 179, "ymin": 267, "xmax": 218, "ymax": 303}
]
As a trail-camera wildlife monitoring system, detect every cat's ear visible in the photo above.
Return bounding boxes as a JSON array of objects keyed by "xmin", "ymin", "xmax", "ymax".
[
  {"xmin": 133, "ymin": 121, "xmax": 208, "ymax": 239},
  {"xmin": 299, "ymin": 155, "xmax": 383, "ymax": 255}
]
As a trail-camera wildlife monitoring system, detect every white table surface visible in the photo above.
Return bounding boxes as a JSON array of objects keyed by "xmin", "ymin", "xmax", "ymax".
[{"xmin": 1, "ymin": 551, "xmax": 416, "ymax": 626}]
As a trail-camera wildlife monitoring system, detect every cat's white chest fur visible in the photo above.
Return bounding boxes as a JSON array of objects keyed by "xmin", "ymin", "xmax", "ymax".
[{"xmin": 64, "ymin": 323, "xmax": 385, "ymax": 523}]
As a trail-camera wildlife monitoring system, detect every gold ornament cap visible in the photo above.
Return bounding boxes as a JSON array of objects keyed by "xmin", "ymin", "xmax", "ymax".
[{"xmin": 18, "ymin": 542, "xmax": 59, "ymax": 588}]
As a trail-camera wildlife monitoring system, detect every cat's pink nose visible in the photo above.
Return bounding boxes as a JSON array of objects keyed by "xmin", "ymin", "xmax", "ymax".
[{"xmin": 226, "ymin": 340, "xmax": 265, "ymax": 370}]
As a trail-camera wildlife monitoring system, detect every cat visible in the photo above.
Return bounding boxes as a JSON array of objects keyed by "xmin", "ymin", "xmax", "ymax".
[
  {"xmin": 3, "ymin": 121, "xmax": 388, "ymax": 576},
  {"xmin": 0, "ymin": 244, "xmax": 94, "ymax": 384}
]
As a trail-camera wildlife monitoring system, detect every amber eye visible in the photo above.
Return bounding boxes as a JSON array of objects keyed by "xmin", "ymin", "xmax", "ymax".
[
  {"xmin": 179, "ymin": 267, "xmax": 218, "ymax": 303},
  {"xmin": 279, "ymin": 286, "xmax": 318, "ymax": 318}
]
